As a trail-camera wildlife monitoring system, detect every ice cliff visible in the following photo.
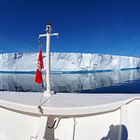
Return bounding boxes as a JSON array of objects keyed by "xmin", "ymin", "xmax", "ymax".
[{"xmin": 0, "ymin": 52, "xmax": 140, "ymax": 72}]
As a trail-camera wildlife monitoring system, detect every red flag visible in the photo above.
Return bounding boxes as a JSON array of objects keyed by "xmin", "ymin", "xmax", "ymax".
[{"xmin": 35, "ymin": 48, "xmax": 44, "ymax": 84}]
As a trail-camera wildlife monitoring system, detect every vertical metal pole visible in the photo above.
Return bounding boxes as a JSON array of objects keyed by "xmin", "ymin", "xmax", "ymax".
[
  {"xmin": 39, "ymin": 23, "xmax": 58, "ymax": 96},
  {"xmin": 45, "ymin": 23, "xmax": 52, "ymax": 96}
]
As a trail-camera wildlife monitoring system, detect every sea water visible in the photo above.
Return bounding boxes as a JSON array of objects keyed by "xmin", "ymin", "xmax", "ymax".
[{"xmin": 0, "ymin": 69, "xmax": 140, "ymax": 93}]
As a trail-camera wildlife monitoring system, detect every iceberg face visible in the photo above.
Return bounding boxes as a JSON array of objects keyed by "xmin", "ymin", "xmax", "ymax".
[
  {"xmin": 51, "ymin": 53, "xmax": 140, "ymax": 72},
  {"xmin": 0, "ymin": 52, "xmax": 140, "ymax": 72},
  {"xmin": 0, "ymin": 52, "xmax": 38, "ymax": 72}
]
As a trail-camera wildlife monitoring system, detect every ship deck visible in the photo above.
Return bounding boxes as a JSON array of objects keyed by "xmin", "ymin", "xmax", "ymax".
[{"xmin": 0, "ymin": 92, "xmax": 140, "ymax": 116}]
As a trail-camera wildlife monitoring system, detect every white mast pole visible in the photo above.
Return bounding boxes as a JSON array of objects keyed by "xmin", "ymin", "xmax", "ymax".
[
  {"xmin": 46, "ymin": 23, "xmax": 51, "ymax": 96},
  {"xmin": 39, "ymin": 23, "xmax": 58, "ymax": 96}
]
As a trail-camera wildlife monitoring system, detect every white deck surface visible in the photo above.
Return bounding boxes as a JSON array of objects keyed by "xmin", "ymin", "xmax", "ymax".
[{"xmin": 0, "ymin": 91, "xmax": 140, "ymax": 116}]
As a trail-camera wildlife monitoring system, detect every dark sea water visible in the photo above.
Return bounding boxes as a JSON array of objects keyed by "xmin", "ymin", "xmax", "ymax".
[{"xmin": 0, "ymin": 69, "xmax": 140, "ymax": 93}]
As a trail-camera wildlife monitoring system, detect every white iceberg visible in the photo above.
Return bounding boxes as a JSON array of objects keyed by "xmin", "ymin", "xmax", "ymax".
[{"xmin": 0, "ymin": 52, "xmax": 140, "ymax": 72}]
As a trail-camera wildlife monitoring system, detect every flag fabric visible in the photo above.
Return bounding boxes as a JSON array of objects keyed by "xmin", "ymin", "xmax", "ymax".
[{"xmin": 35, "ymin": 48, "xmax": 44, "ymax": 84}]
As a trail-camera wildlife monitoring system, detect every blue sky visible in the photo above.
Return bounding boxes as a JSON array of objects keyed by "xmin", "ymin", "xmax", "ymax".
[{"xmin": 0, "ymin": 0, "xmax": 140, "ymax": 56}]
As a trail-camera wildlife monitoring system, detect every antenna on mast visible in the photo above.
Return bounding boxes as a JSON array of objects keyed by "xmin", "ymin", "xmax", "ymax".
[
  {"xmin": 46, "ymin": 22, "xmax": 52, "ymax": 33},
  {"xmin": 39, "ymin": 22, "xmax": 59, "ymax": 97}
]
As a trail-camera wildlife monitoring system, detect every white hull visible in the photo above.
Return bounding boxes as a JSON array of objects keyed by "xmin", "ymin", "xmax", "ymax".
[{"xmin": 0, "ymin": 92, "xmax": 140, "ymax": 140}]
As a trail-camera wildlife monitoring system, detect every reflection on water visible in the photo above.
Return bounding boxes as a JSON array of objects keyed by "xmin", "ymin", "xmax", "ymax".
[
  {"xmin": 0, "ymin": 74, "xmax": 43, "ymax": 92},
  {"xmin": 0, "ymin": 69, "xmax": 140, "ymax": 93}
]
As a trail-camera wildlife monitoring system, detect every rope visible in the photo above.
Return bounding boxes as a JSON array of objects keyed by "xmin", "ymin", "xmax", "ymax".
[{"xmin": 38, "ymin": 37, "xmax": 42, "ymax": 48}]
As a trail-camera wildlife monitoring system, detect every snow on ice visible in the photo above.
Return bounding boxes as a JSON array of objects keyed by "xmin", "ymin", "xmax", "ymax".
[{"xmin": 0, "ymin": 52, "xmax": 140, "ymax": 72}]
